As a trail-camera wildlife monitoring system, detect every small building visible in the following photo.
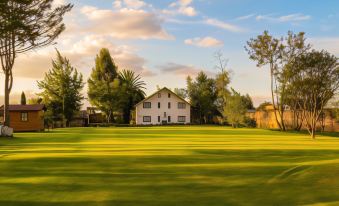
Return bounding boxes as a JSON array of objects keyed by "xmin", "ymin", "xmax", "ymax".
[
  {"xmin": 135, "ymin": 87, "xmax": 191, "ymax": 125},
  {"xmin": 0, "ymin": 104, "xmax": 45, "ymax": 132}
]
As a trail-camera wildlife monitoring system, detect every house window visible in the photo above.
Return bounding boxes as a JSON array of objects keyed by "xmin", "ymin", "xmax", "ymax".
[
  {"xmin": 168, "ymin": 102, "xmax": 171, "ymax": 109},
  {"xmin": 168, "ymin": 93, "xmax": 171, "ymax": 98},
  {"xmin": 158, "ymin": 93, "xmax": 161, "ymax": 98},
  {"xmin": 158, "ymin": 116, "xmax": 161, "ymax": 122},
  {"xmin": 158, "ymin": 102, "xmax": 161, "ymax": 109},
  {"xmin": 164, "ymin": 112, "xmax": 167, "ymax": 117},
  {"xmin": 143, "ymin": 116, "xmax": 151, "ymax": 122},
  {"xmin": 21, "ymin": 112, "xmax": 28, "ymax": 122},
  {"xmin": 178, "ymin": 102, "xmax": 186, "ymax": 109},
  {"xmin": 168, "ymin": 116, "xmax": 171, "ymax": 123},
  {"xmin": 178, "ymin": 116, "xmax": 186, "ymax": 123},
  {"xmin": 143, "ymin": 102, "xmax": 151, "ymax": 108}
]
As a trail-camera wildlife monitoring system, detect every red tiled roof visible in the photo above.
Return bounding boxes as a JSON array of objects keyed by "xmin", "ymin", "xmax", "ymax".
[{"xmin": 0, "ymin": 104, "xmax": 46, "ymax": 111}]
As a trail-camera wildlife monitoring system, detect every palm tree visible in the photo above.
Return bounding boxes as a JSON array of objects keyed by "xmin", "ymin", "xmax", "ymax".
[{"xmin": 119, "ymin": 70, "xmax": 146, "ymax": 123}]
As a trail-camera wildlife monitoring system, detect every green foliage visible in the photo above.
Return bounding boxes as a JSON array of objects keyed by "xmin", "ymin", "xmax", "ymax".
[
  {"xmin": 20, "ymin": 91, "xmax": 26, "ymax": 105},
  {"xmin": 119, "ymin": 69, "xmax": 146, "ymax": 124},
  {"xmin": 285, "ymin": 50, "xmax": 339, "ymax": 138},
  {"xmin": 244, "ymin": 117, "xmax": 257, "ymax": 128},
  {"xmin": 246, "ymin": 31, "xmax": 310, "ymax": 131},
  {"xmin": 38, "ymin": 50, "xmax": 84, "ymax": 127},
  {"xmin": 187, "ymin": 72, "xmax": 217, "ymax": 124},
  {"xmin": 173, "ymin": 88, "xmax": 188, "ymax": 99},
  {"xmin": 223, "ymin": 89, "xmax": 248, "ymax": 127},
  {"xmin": 28, "ymin": 97, "xmax": 43, "ymax": 105},
  {"xmin": 87, "ymin": 48, "xmax": 120, "ymax": 123}
]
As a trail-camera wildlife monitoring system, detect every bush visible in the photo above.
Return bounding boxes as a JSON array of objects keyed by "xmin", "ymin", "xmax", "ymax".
[{"xmin": 243, "ymin": 117, "xmax": 257, "ymax": 128}]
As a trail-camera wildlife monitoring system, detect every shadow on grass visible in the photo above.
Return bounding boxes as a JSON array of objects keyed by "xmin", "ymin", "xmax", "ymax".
[{"xmin": 282, "ymin": 130, "xmax": 339, "ymax": 138}]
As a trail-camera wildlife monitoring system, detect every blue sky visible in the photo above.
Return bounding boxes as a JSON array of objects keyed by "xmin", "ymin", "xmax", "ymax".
[{"xmin": 3, "ymin": 0, "xmax": 339, "ymax": 106}]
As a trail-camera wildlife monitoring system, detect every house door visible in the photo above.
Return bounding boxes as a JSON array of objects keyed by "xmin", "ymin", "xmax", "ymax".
[{"xmin": 162, "ymin": 120, "xmax": 168, "ymax": 125}]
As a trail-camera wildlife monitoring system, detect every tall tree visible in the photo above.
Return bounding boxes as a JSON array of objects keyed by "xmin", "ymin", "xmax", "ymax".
[
  {"xmin": 286, "ymin": 50, "xmax": 338, "ymax": 138},
  {"xmin": 38, "ymin": 50, "xmax": 84, "ymax": 127},
  {"xmin": 214, "ymin": 51, "xmax": 231, "ymax": 112},
  {"xmin": 0, "ymin": 0, "xmax": 72, "ymax": 126},
  {"xmin": 20, "ymin": 91, "xmax": 26, "ymax": 105},
  {"xmin": 119, "ymin": 70, "xmax": 146, "ymax": 124},
  {"xmin": 187, "ymin": 72, "xmax": 217, "ymax": 124},
  {"xmin": 88, "ymin": 48, "xmax": 120, "ymax": 123},
  {"xmin": 246, "ymin": 31, "xmax": 310, "ymax": 131}
]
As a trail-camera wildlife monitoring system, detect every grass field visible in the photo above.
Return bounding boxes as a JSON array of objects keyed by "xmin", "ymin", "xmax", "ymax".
[{"xmin": 0, "ymin": 126, "xmax": 339, "ymax": 206}]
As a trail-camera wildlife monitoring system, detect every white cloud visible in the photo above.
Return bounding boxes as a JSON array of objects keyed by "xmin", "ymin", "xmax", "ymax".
[
  {"xmin": 114, "ymin": 0, "xmax": 147, "ymax": 10},
  {"xmin": 14, "ymin": 35, "xmax": 156, "ymax": 79},
  {"xmin": 204, "ymin": 18, "xmax": 244, "ymax": 32},
  {"xmin": 164, "ymin": 0, "xmax": 197, "ymax": 17},
  {"xmin": 235, "ymin": 14, "xmax": 256, "ymax": 21},
  {"xmin": 159, "ymin": 63, "xmax": 215, "ymax": 77},
  {"xmin": 113, "ymin": 0, "xmax": 122, "ymax": 9},
  {"xmin": 185, "ymin": 37, "xmax": 223, "ymax": 48},
  {"xmin": 256, "ymin": 13, "xmax": 311, "ymax": 22},
  {"xmin": 79, "ymin": 6, "xmax": 173, "ymax": 40}
]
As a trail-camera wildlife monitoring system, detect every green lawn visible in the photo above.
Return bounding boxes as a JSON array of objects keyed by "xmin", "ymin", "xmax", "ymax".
[{"xmin": 0, "ymin": 126, "xmax": 339, "ymax": 206}]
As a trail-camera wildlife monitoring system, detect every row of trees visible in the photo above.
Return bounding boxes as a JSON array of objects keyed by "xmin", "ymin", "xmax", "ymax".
[
  {"xmin": 87, "ymin": 48, "xmax": 146, "ymax": 124},
  {"xmin": 36, "ymin": 48, "xmax": 146, "ymax": 127},
  {"xmin": 175, "ymin": 53, "xmax": 255, "ymax": 127},
  {"xmin": 246, "ymin": 31, "xmax": 339, "ymax": 138}
]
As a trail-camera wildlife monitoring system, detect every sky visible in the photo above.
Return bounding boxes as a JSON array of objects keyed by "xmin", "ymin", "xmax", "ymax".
[{"xmin": 1, "ymin": 0, "xmax": 339, "ymax": 107}]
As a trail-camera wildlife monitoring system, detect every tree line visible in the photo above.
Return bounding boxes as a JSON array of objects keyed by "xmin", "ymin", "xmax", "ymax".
[
  {"xmin": 34, "ymin": 48, "xmax": 146, "ymax": 127},
  {"xmin": 174, "ymin": 51, "xmax": 255, "ymax": 127}
]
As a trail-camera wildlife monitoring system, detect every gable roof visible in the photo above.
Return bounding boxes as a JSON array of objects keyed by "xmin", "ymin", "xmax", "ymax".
[
  {"xmin": 135, "ymin": 87, "xmax": 191, "ymax": 107},
  {"xmin": 0, "ymin": 104, "xmax": 46, "ymax": 111}
]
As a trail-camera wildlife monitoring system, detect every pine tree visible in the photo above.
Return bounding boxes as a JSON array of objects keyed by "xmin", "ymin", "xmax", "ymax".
[
  {"xmin": 20, "ymin": 92, "xmax": 26, "ymax": 105},
  {"xmin": 88, "ymin": 48, "xmax": 120, "ymax": 123}
]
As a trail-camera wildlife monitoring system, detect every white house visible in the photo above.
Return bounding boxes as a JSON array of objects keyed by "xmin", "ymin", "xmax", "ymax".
[{"xmin": 135, "ymin": 87, "xmax": 191, "ymax": 125}]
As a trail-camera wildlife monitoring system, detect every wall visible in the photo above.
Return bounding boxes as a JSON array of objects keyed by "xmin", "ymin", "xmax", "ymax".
[
  {"xmin": 10, "ymin": 111, "xmax": 44, "ymax": 132},
  {"xmin": 136, "ymin": 89, "xmax": 191, "ymax": 125},
  {"xmin": 249, "ymin": 109, "xmax": 339, "ymax": 132}
]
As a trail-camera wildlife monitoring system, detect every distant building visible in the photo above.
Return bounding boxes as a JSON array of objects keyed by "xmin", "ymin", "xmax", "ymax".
[
  {"xmin": 135, "ymin": 87, "xmax": 191, "ymax": 125},
  {"xmin": 0, "ymin": 104, "xmax": 45, "ymax": 132},
  {"xmin": 247, "ymin": 104, "xmax": 339, "ymax": 132}
]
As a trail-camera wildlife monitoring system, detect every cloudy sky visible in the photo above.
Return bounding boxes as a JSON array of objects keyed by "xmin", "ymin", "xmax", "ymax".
[{"xmin": 2, "ymin": 0, "xmax": 339, "ymax": 107}]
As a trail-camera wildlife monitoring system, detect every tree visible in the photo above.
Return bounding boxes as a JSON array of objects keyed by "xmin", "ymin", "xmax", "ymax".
[
  {"xmin": 88, "ymin": 48, "xmax": 120, "ymax": 123},
  {"xmin": 286, "ymin": 50, "xmax": 339, "ymax": 138},
  {"xmin": 0, "ymin": 0, "xmax": 72, "ymax": 126},
  {"xmin": 174, "ymin": 88, "xmax": 187, "ymax": 99},
  {"xmin": 223, "ymin": 89, "xmax": 248, "ymax": 128},
  {"xmin": 241, "ymin": 94, "xmax": 254, "ymax": 110},
  {"xmin": 28, "ymin": 97, "xmax": 43, "ymax": 105},
  {"xmin": 214, "ymin": 51, "xmax": 231, "ymax": 112},
  {"xmin": 38, "ymin": 50, "xmax": 84, "ymax": 127},
  {"xmin": 246, "ymin": 31, "xmax": 310, "ymax": 131},
  {"xmin": 119, "ymin": 70, "xmax": 146, "ymax": 124},
  {"xmin": 187, "ymin": 72, "xmax": 217, "ymax": 124},
  {"xmin": 20, "ymin": 91, "xmax": 26, "ymax": 105}
]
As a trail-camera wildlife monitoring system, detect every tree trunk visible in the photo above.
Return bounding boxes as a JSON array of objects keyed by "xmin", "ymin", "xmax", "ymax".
[
  {"xmin": 4, "ymin": 72, "xmax": 10, "ymax": 127},
  {"xmin": 270, "ymin": 67, "xmax": 282, "ymax": 130}
]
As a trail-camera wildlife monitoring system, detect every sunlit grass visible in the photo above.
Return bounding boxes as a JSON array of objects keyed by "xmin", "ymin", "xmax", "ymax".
[{"xmin": 0, "ymin": 126, "xmax": 338, "ymax": 205}]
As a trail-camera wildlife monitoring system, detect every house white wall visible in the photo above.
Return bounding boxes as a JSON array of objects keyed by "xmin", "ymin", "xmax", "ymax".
[{"xmin": 135, "ymin": 88, "xmax": 191, "ymax": 125}]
